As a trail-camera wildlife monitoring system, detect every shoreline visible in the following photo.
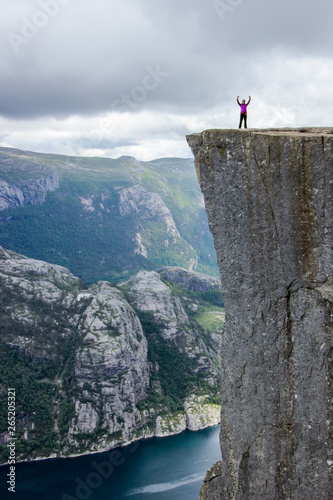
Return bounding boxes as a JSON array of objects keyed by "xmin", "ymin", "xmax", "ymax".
[{"xmin": 0, "ymin": 420, "xmax": 221, "ymax": 468}]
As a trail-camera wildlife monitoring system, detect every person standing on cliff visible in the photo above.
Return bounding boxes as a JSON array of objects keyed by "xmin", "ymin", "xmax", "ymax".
[{"xmin": 237, "ymin": 95, "xmax": 251, "ymax": 128}]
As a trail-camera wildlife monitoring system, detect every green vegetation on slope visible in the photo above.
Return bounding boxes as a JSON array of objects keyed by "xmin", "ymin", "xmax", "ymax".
[
  {"xmin": 134, "ymin": 282, "xmax": 224, "ymax": 414},
  {"xmin": 0, "ymin": 148, "xmax": 219, "ymax": 283},
  {"xmin": 1, "ymin": 179, "xmax": 147, "ymax": 283},
  {"xmin": 0, "ymin": 344, "xmax": 57, "ymax": 460}
]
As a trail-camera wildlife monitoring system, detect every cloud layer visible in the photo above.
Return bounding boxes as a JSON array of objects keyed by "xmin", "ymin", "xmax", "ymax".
[{"xmin": 1, "ymin": 0, "xmax": 333, "ymax": 159}]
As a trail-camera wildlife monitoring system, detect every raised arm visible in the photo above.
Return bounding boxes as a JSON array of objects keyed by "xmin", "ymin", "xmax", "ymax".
[
  {"xmin": 237, "ymin": 96, "xmax": 241, "ymax": 106},
  {"xmin": 247, "ymin": 95, "xmax": 251, "ymax": 105}
]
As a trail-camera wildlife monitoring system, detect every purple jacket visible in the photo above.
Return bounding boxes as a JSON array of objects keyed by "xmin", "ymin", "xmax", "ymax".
[{"xmin": 237, "ymin": 98, "xmax": 251, "ymax": 113}]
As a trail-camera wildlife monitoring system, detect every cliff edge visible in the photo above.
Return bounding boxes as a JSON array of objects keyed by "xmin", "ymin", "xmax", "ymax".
[{"xmin": 186, "ymin": 128, "xmax": 333, "ymax": 499}]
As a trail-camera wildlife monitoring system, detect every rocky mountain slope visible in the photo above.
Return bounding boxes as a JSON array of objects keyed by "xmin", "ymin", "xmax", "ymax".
[
  {"xmin": 0, "ymin": 147, "xmax": 218, "ymax": 283},
  {"xmin": 0, "ymin": 246, "xmax": 223, "ymax": 462},
  {"xmin": 187, "ymin": 128, "xmax": 333, "ymax": 500}
]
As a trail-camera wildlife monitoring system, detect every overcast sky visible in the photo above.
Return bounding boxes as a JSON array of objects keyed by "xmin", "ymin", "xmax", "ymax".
[{"xmin": 1, "ymin": 0, "xmax": 333, "ymax": 160}]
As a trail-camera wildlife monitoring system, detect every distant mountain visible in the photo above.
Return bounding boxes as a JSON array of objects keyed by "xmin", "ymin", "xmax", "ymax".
[
  {"xmin": 0, "ymin": 147, "xmax": 218, "ymax": 283},
  {"xmin": 0, "ymin": 247, "xmax": 223, "ymax": 462}
]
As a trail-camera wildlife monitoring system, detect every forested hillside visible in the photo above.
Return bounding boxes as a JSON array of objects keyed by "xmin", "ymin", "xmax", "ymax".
[{"xmin": 0, "ymin": 148, "xmax": 218, "ymax": 283}]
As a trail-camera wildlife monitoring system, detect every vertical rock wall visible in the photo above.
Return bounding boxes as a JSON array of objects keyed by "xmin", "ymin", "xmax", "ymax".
[{"xmin": 187, "ymin": 128, "xmax": 333, "ymax": 499}]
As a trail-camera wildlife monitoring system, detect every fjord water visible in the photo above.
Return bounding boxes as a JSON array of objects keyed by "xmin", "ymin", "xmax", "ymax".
[{"xmin": 0, "ymin": 426, "xmax": 220, "ymax": 500}]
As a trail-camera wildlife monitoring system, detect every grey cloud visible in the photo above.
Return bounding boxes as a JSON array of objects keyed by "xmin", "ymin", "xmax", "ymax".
[{"xmin": 1, "ymin": 0, "xmax": 333, "ymax": 121}]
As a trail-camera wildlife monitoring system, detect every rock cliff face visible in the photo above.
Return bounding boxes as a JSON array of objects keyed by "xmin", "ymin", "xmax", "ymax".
[
  {"xmin": 158, "ymin": 266, "xmax": 221, "ymax": 293},
  {"xmin": 0, "ymin": 175, "xmax": 59, "ymax": 210},
  {"xmin": 187, "ymin": 128, "xmax": 333, "ymax": 499},
  {"xmin": 0, "ymin": 247, "xmax": 222, "ymax": 462}
]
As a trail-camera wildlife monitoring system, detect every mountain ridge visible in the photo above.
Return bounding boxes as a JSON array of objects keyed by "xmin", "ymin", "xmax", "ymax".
[{"xmin": 0, "ymin": 146, "xmax": 218, "ymax": 283}]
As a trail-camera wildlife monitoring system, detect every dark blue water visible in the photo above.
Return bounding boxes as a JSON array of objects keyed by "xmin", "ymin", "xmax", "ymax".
[{"xmin": 0, "ymin": 426, "xmax": 220, "ymax": 500}]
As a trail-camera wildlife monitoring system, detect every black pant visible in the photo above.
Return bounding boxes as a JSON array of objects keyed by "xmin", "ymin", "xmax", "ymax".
[{"xmin": 239, "ymin": 112, "xmax": 247, "ymax": 128}]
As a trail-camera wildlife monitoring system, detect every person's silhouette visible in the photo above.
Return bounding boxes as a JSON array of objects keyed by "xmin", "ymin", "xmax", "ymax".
[{"xmin": 237, "ymin": 96, "xmax": 251, "ymax": 128}]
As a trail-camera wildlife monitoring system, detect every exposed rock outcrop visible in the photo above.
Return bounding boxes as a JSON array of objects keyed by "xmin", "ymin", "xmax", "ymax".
[
  {"xmin": 187, "ymin": 128, "xmax": 333, "ymax": 499},
  {"xmin": 0, "ymin": 175, "xmax": 59, "ymax": 211},
  {"xmin": 158, "ymin": 266, "xmax": 221, "ymax": 293},
  {"xmin": 118, "ymin": 184, "xmax": 180, "ymax": 247},
  {"xmin": 0, "ymin": 247, "xmax": 222, "ymax": 461}
]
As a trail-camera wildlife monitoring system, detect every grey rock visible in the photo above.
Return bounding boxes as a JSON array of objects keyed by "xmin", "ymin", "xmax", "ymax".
[
  {"xmin": 199, "ymin": 461, "xmax": 223, "ymax": 500},
  {"xmin": 184, "ymin": 395, "xmax": 221, "ymax": 430},
  {"xmin": 0, "ymin": 247, "xmax": 222, "ymax": 460},
  {"xmin": 119, "ymin": 270, "xmax": 221, "ymax": 377},
  {"xmin": 118, "ymin": 184, "xmax": 180, "ymax": 243},
  {"xmin": 119, "ymin": 270, "xmax": 190, "ymax": 341},
  {"xmin": 0, "ymin": 174, "xmax": 59, "ymax": 211},
  {"xmin": 158, "ymin": 266, "xmax": 221, "ymax": 293},
  {"xmin": 187, "ymin": 128, "xmax": 333, "ymax": 499}
]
